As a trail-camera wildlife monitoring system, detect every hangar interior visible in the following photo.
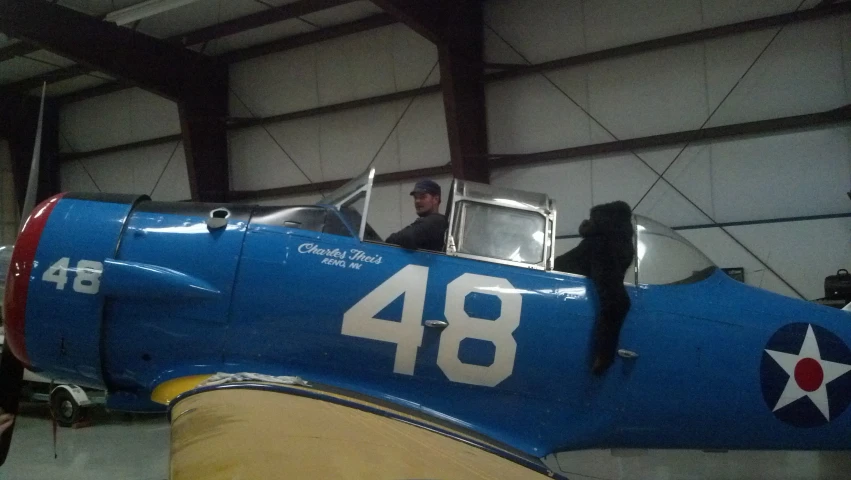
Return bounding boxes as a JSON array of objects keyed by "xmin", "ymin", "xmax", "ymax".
[{"xmin": 0, "ymin": 0, "xmax": 850, "ymax": 479}]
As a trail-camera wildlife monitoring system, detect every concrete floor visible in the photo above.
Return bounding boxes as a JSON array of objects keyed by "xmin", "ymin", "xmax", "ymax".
[
  {"xmin": 548, "ymin": 449, "xmax": 851, "ymax": 480},
  {"xmin": 1, "ymin": 404, "xmax": 849, "ymax": 480},
  {"xmin": 2, "ymin": 404, "xmax": 168, "ymax": 480}
]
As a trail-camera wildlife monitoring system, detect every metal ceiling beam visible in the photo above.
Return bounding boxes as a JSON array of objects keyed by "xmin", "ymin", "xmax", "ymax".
[
  {"xmin": 174, "ymin": 0, "xmax": 356, "ymax": 46},
  {"xmin": 59, "ymin": 83, "xmax": 442, "ymax": 162},
  {"xmin": 1, "ymin": 0, "xmax": 359, "ymax": 96},
  {"xmin": 436, "ymin": 1, "xmax": 489, "ymax": 183},
  {"xmin": 369, "ymin": 0, "xmax": 443, "ymax": 43},
  {"xmin": 55, "ymin": 80, "xmax": 131, "ymax": 105},
  {"xmin": 488, "ymin": 1, "xmax": 851, "ymax": 83},
  {"xmin": 43, "ymin": 0, "xmax": 851, "ymax": 185},
  {"xmin": 180, "ymin": 68, "xmax": 230, "ymax": 202},
  {"xmin": 218, "ymin": 13, "xmax": 396, "ymax": 64},
  {"xmin": 0, "ymin": 0, "xmax": 230, "ymax": 203},
  {"xmin": 59, "ymin": 94, "xmax": 851, "ymax": 165},
  {"xmin": 0, "ymin": 40, "xmax": 36, "ymax": 62},
  {"xmin": 0, "ymin": 92, "xmax": 60, "ymax": 209},
  {"xmin": 229, "ymin": 83, "xmax": 442, "ymax": 130},
  {"xmin": 61, "ymin": 134, "xmax": 182, "ymax": 162},
  {"xmin": 54, "ymin": 14, "xmax": 397, "ymax": 104},
  {"xmin": 489, "ymin": 105, "xmax": 851, "ymax": 168},
  {"xmin": 1, "ymin": 64, "xmax": 94, "ymax": 94},
  {"xmin": 371, "ymin": 0, "xmax": 490, "ymax": 183},
  {"xmin": 0, "ymin": 0, "xmax": 217, "ymax": 101},
  {"xmin": 8, "ymin": 0, "xmax": 851, "ymax": 104},
  {"xmin": 230, "ymin": 104, "xmax": 851, "ymax": 201}
]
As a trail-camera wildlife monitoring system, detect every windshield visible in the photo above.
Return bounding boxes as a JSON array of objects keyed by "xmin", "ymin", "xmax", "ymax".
[
  {"xmin": 322, "ymin": 168, "xmax": 373, "ymax": 206},
  {"xmin": 339, "ymin": 205, "xmax": 382, "ymax": 242},
  {"xmin": 317, "ymin": 167, "xmax": 377, "ymax": 241},
  {"xmin": 634, "ymin": 215, "xmax": 716, "ymax": 285}
]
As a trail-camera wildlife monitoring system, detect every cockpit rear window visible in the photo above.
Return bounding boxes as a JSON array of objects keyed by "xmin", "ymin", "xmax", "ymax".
[{"xmin": 455, "ymin": 201, "xmax": 546, "ymax": 265}]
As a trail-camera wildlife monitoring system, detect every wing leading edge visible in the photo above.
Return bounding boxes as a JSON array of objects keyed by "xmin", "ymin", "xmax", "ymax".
[{"xmin": 167, "ymin": 381, "xmax": 565, "ymax": 480}]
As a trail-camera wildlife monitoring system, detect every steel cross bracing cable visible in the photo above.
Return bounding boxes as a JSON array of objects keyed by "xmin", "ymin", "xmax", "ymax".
[
  {"xmin": 228, "ymin": 58, "xmax": 439, "ymax": 200},
  {"xmin": 633, "ymin": 0, "xmax": 809, "ymax": 209},
  {"xmin": 61, "ymin": 101, "xmax": 177, "ymax": 198},
  {"xmin": 229, "ymin": 87, "xmax": 325, "ymax": 197},
  {"xmin": 364, "ymin": 60, "xmax": 439, "ymax": 171},
  {"xmin": 148, "ymin": 139, "xmax": 183, "ymax": 197},
  {"xmin": 60, "ymin": 131, "xmax": 103, "ymax": 193},
  {"xmin": 147, "ymin": 1, "xmax": 228, "ymax": 200},
  {"xmin": 484, "ymin": 1, "xmax": 811, "ymax": 299}
]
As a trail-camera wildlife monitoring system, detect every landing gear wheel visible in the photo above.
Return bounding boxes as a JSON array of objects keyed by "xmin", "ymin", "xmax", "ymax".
[{"xmin": 51, "ymin": 389, "xmax": 85, "ymax": 427}]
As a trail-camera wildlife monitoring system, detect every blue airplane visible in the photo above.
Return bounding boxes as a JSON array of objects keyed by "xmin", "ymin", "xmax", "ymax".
[
  {"xmin": 1, "ymin": 165, "xmax": 850, "ymax": 479},
  {"xmin": 0, "ymin": 93, "xmax": 849, "ymax": 478}
]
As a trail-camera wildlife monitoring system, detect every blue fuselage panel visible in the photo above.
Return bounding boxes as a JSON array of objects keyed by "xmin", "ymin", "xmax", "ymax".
[
  {"xmin": 102, "ymin": 204, "xmax": 251, "ymax": 391},
  {"xmin": 22, "ymin": 199, "xmax": 851, "ymax": 456}
]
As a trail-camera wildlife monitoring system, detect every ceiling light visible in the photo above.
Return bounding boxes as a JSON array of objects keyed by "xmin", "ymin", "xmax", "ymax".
[{"xmin": 104, "ymin": 0, "xmax": 206, "ymax": 26}]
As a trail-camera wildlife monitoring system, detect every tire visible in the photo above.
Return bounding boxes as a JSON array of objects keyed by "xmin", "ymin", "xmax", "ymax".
[{"xmin": 51, "ymin": 389, "xmax": 81, "ymax": 427}]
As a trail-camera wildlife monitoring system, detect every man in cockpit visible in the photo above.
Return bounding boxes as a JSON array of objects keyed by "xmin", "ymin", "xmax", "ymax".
[{"xmin": 386, "ymin": 179, "xmax": 448, "ymax": 252}]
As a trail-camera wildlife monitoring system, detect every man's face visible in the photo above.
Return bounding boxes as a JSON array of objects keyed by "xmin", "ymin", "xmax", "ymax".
[{"xmin": 413, "ymin": 192, "xmax": 440, "ymax": 216}]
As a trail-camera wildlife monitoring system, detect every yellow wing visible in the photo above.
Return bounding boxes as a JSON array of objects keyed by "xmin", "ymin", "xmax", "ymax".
[{"xmin": 165, "ymin": 381, "xmax": 557, "ymax": 480}]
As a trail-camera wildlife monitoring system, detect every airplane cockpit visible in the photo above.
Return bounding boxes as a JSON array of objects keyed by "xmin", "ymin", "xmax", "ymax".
[
  {"xmin": 316, "ymin": 167, "xmax": 718, "ymax": 286},
  {"xmin": 319, "ymin": 168, "xmax": 383, "ymax": 243},
  {"xmin": 317, "ymin": 167, "xmax": 557, "ymax": 269}
]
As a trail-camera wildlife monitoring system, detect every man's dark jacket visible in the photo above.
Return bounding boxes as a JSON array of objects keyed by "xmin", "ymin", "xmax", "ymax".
[{"xmin": 386, "ymin": 213, "xmax": 448, "ymax": 251}]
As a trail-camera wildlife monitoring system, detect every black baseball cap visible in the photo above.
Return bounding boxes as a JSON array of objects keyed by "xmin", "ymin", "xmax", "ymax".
[{"xmin": 410, "ymin": 179, "xmax": 441, "ymax": 196}]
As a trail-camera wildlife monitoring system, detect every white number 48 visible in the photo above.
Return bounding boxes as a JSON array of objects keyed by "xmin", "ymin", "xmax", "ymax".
[
  {"xmin": 342, "ymin": 265, "xmax": 521, "ymax": 387},
  {"xmin": 42, "ymin": 257, "xmax": 103, "ymax": 295}
]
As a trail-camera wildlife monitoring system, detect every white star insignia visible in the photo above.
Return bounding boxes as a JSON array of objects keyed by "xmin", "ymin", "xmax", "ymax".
[{"xmin": 765, "ymin": 325, "xmax": 851, "ymax": 421}]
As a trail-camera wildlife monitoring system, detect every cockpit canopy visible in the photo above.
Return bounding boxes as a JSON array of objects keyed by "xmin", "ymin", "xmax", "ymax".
[
  {"xmin": 320, "ymin": 168, "xmax": 379, "ymax": 242},
  {"xmin": 632, "ymin": 215, "xmax": 716, "ymax": 285},
  {"xmin": 316, "ymin": 167, "xmax": 717, "ymax": 285}
]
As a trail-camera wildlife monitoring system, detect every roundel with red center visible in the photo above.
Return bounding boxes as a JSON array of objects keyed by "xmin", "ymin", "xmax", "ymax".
[{"xmin": 761, "ymin": 323, "xmax": 851, "ymax": 428}]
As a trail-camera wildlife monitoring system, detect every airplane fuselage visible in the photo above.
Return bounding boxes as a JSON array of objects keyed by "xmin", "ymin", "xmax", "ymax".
[{"xmin": 10, "ymin": 194, "xmax": 851, "ymax": 458}]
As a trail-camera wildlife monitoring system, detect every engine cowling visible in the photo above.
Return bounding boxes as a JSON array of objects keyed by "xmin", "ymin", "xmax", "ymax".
[{"xmin": 7, "ymin": 193, "xmax": 146, "ymax": 388}]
